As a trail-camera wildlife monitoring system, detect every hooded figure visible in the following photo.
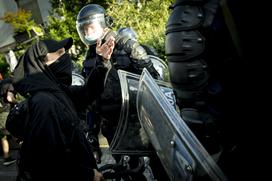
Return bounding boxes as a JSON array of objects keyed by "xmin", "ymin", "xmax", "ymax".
[{"xmin": 12, "ymin": 38, "xmax": 107, "ymax": 181}]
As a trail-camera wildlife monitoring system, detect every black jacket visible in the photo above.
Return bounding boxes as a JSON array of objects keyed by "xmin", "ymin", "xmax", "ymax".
[{"xmin": 12, "ymin": 40, "xmax": 108, "ymax": 181}]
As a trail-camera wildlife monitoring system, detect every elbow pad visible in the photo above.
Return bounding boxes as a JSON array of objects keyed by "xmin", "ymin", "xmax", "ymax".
[
  {"xmin": 130, "ymin": 43, "xmax": 149, "ymax": 60},
  {"xmin": 117, "ymin": 36, "xmax": 148, "ymax": 60}
]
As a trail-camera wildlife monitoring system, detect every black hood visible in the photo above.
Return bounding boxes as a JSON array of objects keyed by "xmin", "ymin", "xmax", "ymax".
[{"xmin": 13, "ymin": 38, "xmax": 73, "ymax": 96}]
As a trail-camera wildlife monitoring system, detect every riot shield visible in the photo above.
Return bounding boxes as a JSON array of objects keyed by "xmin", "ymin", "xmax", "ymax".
[
  {"xmin": 136, "ymin": 69, "xmax": 227, "ymax": 181},
  {"xmin": 149, "ymin": 55, "xmax": 170, "ymax": 82},
  {"xmin": 71, "ymin": 72, "xmax": 85, "ymax": 86},
  {"xmin": 109, "ymin": 70, "xmax": 175, "ymax": 156}
]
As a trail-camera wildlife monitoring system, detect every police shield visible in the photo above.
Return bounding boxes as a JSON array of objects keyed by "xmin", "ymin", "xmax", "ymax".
[
  {"xmin": 148, "ymin": 55, "xmax": 170, "ymax": 82},
  {"xmin": 71, "ymin": 71, "xmax": 85, "ymax": 86},
  {"xmin": 136, "ymin": 69, "xmax": 228, "ymax": 181},
  {"xmin": 109, "ymin": 69, "xmax": 175, "ymax": 156}
]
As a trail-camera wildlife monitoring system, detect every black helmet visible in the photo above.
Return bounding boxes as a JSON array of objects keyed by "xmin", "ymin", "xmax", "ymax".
[{"xmin": 76, "ymin": 4, "xmax": 113, "ymax": 45}]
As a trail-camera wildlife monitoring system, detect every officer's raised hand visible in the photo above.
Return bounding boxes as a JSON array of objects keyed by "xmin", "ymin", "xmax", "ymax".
[{"xmin": 96, "ymin": 36, "xmax": 115, "ymax": 64}]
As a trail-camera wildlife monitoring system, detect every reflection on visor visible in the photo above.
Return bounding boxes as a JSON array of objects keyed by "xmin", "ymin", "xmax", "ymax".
[
  {"xmin": 81, "ymin": 19, "xmax": 102, "ymax": 30},
  {"xmin": 77, "ymin": 14, "xmax": 104, "ymax": 26}
]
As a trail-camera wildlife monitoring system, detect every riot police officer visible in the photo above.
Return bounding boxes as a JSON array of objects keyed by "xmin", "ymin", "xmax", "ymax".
[
  {"xmin": 165, "ymin": 0, "xmax": 248, "ymax": 180},
  {"xmin": 76, "ymin": 4, "xmax": 159, "ymax": 163}
]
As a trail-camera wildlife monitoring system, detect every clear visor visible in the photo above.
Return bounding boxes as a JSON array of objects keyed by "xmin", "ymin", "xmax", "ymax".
[{"xmin": 76, "ymin": 14, "xmax": 105, "ymax": 45}]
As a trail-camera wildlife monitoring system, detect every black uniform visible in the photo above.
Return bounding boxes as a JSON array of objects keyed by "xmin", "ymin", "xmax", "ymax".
[
  {"xmin": 165, "ymin": 0, "xmax": 248, "ymax": 180},
  {"xmin": 82, "ymin": 30, "xmax": 159, "ymax": 146}
]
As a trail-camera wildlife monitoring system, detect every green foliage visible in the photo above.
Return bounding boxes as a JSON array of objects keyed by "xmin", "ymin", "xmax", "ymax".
[
  {"xmin": 0, "ymin": 54, "xmax": 10, "ymax": 78},
  {"xmin": 0, "ymin": 9, "xmax": 44, "ymax": 76},
  {"xmin": 50, "ymin": 0, "xmax": 109, "ymax": 14},
  {"xmin": 0, "ymin": 9, "xmax": 33, "ymax": 33},
  {"xmin": 46, "ymin": 0, "xmax": 173, "ymax": 66},
  {"xmin": 0, "ymin": 9, "xmax": 43, "ymax": 37},
  {"xmin": 44, "ymin": 8, "xmax": 84, "ymax": 66},
  {"xmin": 107, "ymin": 0, "xmax": 172, "ymax": 60}
]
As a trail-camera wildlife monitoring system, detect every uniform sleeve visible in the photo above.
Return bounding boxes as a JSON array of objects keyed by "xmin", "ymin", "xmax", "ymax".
[
  {"xmin": 66, "ymin": 59, "xmax": 109, "ymax": 110},
  {"xmin": 85, "ymin": 60, "xmax": 108, "ymax": 100},
  {"xmin": 118, "ymin": 37, "xmax": 160, "ymax": 79}
]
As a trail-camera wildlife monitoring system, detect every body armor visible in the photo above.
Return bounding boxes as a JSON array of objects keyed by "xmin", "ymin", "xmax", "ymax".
[
  {"xmin": 165, "ymin": 0, "xmax": 230, "ymax": 157},
  {"xmin": 165, "ymin": 0, "xmax": 218, "ymax": 105},
  {"xmin": 166, "ymin": 0, "xmax": 244, "ymax": 179},
  {"xmin": 83, "ymin": 30, "xmax": 160, "ymax": 144}
]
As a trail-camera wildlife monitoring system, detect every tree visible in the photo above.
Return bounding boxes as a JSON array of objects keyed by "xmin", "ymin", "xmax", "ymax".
[
  {"xmin": 107, "ymin": 0, "xmax": 172, "ymax": 59},
  {"xmin": 0, "ymin": 55, "xmax": 9, "ymax": 78},
  {"xmin": 0, "ymin": 9, "xmax": 43, "ymax": 38},
  {"xmin": 45, "ymin": 0, "xmax": 173, "ymax": 67}
]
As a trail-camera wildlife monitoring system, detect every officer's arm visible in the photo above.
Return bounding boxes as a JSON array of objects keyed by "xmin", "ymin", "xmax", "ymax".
[
  {"xmin": 66, "ymin": 57, "xmax": 109, "ymax": 110},
  {"xmin": 118, "ymin": 37, "xmax": 160, "ymax": 79}
]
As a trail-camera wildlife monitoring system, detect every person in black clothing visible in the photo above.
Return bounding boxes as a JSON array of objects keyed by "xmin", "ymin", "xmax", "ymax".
[
  {"xmin": 165, "ymin": 0, "xmax": 253, "ymax": 180},
  {"xmin": 76, "ymin": 4, "xmax": 160, "ymax": 163},
  {"xmin": 0, "ymin": 78, "xmax": 17, "ymax": 166},
  {"xmin": 10, "ymin": 37, "xmax": 114, "ymax": 181}
]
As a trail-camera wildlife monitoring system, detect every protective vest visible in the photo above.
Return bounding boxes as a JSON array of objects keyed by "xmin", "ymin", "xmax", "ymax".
[
  {"xmin": 165, "ymin": 0, "xmax": 243, "ymax": 156},
  {"xmin": 165, "ymin": 0, "xmax": 219, "ymax": 106}
]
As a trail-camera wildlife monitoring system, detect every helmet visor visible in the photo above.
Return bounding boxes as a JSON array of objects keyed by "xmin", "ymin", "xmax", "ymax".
[{"xmin": 76, "ymin": 14, "xmax": 105, "ymax": 45}]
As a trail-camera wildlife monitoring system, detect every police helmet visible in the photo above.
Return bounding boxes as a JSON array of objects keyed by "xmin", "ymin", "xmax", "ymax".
[
  {"xmin": 76, "ymin": 4, "xmax": 113, "ymax": 46},
  {"xmin": 117, "ymin": 27, "xmax": 138, "ymax": 41}
]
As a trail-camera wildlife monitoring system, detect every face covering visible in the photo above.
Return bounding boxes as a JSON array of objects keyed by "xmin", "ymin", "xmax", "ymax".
[
  {"xmin": 48, "ymin": 53, "xmax": 72, "ymax": 86},
  {"xmin": 84, "ymin": 21, "xmax": 104, "ymax": 44},
  {"xmin": 85, "ymin": 29, "xmax": 104, "ymax": 42}
]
